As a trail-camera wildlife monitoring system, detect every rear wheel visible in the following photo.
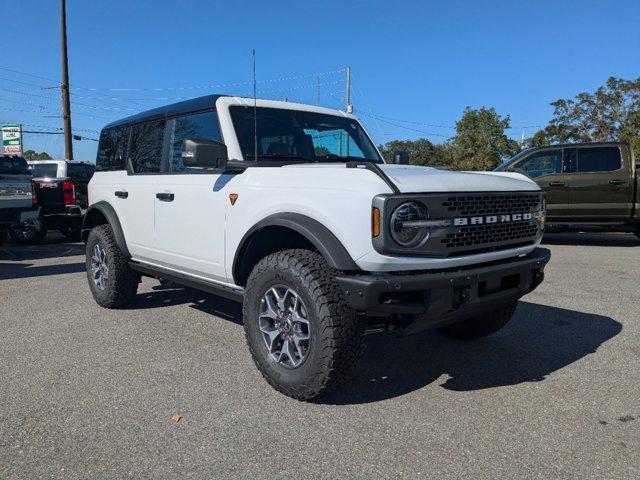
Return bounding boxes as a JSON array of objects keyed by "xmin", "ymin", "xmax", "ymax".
[
  {"xmin": 634, "ymin": 231, "xmax": 640, "ymax": 241},
  {"xmin": 9, "ymin": 219, "xmax": 47, "ymax": 244},
  {"xmin": 86, "ymin": 224, "xmax": 139, "ymax": 308},
  {"xmin": 437, "ymin": 301, "xmax": 518, "ymax": 340},
  {"xmin": 243, "ymin": 249, "xmax": 364, "ymax": 401}
]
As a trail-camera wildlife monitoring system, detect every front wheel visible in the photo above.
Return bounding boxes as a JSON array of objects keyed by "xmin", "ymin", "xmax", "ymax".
[
  {"xmin": 243, "ymin": 249, "xmax": 364, "ymax": 401},
  {"xmin": 86, "ymin": 224, "xmax": 139, "ymax": 308},
  {"xmin": 9, "ymin": 219, "xmax": 47, "ymax": 244},
  {"xmin": 634, "ymin": 231, "xmax": 640, "ymax": 241},
  {"xmin": 437, "ymin": 301, "xmax": 518, "ymax": 340}
]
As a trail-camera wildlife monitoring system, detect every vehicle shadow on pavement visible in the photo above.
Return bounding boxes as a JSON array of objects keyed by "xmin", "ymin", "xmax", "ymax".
[
  {"xmin": 321, "ymin": 301, "xmax": 621, "ymax": 405},
  {"xmin": 0, "ymin": 261, "xmax": 85, "ymax": 280},
  {"xmin": 131, "ymin": 284, "xmax": 243, "ymax": 324},
  {"xmin": 543, "ymin": 232, "xmax": 640, "ymax": 247},
  {"xmin": 0, "ymin": 240, "xmax": 85, "ymax": 262}
]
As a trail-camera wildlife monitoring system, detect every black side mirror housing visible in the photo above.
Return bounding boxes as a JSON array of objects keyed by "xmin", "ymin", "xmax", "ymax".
[
  {"xmin": 181, "ymin": 139, "xmax": 228, "ymax": 170},
  {"xmin": 393, "ymin": 150, "xmax": 410, "ymax": 165}
]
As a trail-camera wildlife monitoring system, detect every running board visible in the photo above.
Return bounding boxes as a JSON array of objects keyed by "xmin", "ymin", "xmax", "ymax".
[{"xmin": 128, "ymin": 261, "xmax": 244, "ymax": 303}]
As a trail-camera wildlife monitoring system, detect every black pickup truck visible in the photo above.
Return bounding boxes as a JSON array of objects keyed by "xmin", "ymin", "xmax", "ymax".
[
  {"xmin": 495, "ymin": 142, "xmax": 639, "ymax": 239},
  {"xmin": 9, "ymin": 160, "xmax": 95, "ymax": 243}
]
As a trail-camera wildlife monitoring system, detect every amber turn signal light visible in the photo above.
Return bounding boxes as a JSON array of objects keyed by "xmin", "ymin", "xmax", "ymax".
[{"xmin": 371, "ymin": 207, "xmax": 380, "ymax": 237}]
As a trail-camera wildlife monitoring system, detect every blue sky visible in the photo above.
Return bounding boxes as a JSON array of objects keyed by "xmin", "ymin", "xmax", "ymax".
[{"xmin": 1, "ymin": 0, "xmax": 639, "ymax": 161}]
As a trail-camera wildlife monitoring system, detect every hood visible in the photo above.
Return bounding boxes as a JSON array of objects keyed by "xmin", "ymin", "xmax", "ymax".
[{"xmin": 377, "ymin": 164, "xmax": 539, "ymax": 193}]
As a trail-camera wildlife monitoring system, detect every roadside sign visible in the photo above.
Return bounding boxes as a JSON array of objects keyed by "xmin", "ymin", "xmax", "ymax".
[{"xmin": 2, "ymin": 124, "xmax": 23, "ymax": 155}]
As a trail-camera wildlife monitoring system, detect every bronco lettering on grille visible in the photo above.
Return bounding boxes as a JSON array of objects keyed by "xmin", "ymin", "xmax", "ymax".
[{"xmin": 453, "ymin": 212, "xmax": 533, "ymax": 226}]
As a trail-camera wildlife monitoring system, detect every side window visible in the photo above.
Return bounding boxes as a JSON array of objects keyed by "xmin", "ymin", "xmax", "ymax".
[
  {"xmin": 96, "ymin": 126, "xmax": 129, "ymax": 171},
  {"xmin": 166, "ymin": 111, "xmax": 222, "ymax": 172},
  {"xmin": 129, "ymin": 120, "xmax": 165, "ymax": 174},
  {"xmin": 515, "ymin": 150, "xmax": 563, "ymax": 178},
  {"xmin": 576, "ymin": 147, "xmax": 621, "ymax": 173}
]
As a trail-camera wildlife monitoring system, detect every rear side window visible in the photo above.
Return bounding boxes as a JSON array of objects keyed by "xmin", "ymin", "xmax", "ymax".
[
  {"xmin": 166, "ymin": 111, "xmax": 222, "ymax": 172},
  {"xmin": 0, "ymin": 156, "xmax": 29, "ymax": 175},
  {"xmin": 30, "ymin": 162, "xmax": 59, "ymax": 178},
  {"xmin": 516, "ymin": 150, "xmax": 562, "ymax": 178},
  {"xmin": 129, "ymin": 120, "xmax": 165, "ymax": 174},
  {"xmin": 576, "ymin": 147, "xmax": 621, "ymax": 173},
  {"xmin": 97, "ymin": 126, "xmax": 129, "ymax": 171}
]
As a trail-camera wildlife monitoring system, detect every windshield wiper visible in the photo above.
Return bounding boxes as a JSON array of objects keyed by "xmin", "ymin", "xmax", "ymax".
[{"xmin": 322, "ymin": 154, "xmax": 380, "ymax": 163}]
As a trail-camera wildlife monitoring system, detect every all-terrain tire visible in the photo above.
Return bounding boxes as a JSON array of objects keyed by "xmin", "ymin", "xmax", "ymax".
[
  {"xmin": 86, "ymin": 224, "xmax": 139, "ymax": 308},
  {"xmin": 243, "ymin": 249, "xmax": 364, "ymax": 401},
  {"xmin": 437, "ymin": 301, "xmax": 518, "ymax": 340},
  {"xmin": 9, "ymin": 219, "xmax": 47, "ymax": 244}
]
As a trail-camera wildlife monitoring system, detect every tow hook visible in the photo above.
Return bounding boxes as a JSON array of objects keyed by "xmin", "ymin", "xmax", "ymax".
[{"xmin": 453, "ymin": 286, "xmax": 472, "ymax": 308}]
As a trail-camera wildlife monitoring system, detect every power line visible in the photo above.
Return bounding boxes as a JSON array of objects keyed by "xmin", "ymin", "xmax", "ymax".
[
  {"xmin": 0, "ymin": 88, "xmax": 136, "ymax": 111},
  {"xmin": 78, "ymin": 68, "xmax": 346, "ymax": 92},
  {"xmin": 0, "ymin": 104, "xmax": 110, "ymax": 120}
]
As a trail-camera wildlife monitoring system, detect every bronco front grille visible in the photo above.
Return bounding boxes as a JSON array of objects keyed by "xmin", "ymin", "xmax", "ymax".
[
  {"xmin": 442, "ymin": 221, "xmax": 539, "ymax": 249},
  {"xmin": 373, "ymin": 191, "xmax": 545, "ymax": 258},
  {"xmin": 438, "ymin": 192, "xmax": 543, "ymax": 255},
  {"xmin": 443, "ymin": 193, "xmax": 541, "ymax": 216}
]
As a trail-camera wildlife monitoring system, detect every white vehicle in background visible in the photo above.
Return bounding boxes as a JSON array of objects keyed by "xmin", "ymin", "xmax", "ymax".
[{"xmin": 82, "ymin": 95, "xmax": 550, "ymax": 400}]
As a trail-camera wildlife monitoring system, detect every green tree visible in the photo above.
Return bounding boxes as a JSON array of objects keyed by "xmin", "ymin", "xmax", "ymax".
[
  {"xmin": 449, "ymin": 107, "xmax": 520, "ymax": 170},
  {"xmin": 22, "ymin": 150, "xmax": 53, "ymax": 161},
  {"xmin": 531, "ymin": 76, "xmax": 640, "ymax": 155},
  {"xmin": 378, "ymin": 138, "xmax": 453, "ymax": 167}
]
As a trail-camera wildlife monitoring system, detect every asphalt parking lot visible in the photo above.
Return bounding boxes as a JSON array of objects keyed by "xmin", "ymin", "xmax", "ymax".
[{"xmin": 1, "ymin": 232, "xmax": 639, "ymax": 479}]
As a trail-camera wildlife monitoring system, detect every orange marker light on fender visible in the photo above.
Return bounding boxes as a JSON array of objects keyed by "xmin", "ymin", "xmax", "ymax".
[
  {"xmin": 229, "ymin": 193, "xmax": 239, "ymax": 205},
  {"xmin": 372, "ymin": 207, "xmax": 381, "ymax": 237}
]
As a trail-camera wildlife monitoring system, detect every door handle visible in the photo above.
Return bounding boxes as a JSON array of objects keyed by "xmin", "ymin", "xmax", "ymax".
[
  {"xmin": 114, "ymin": 191, "xmax": 128, "ymax": 199},
  {"xmin": 156, "ymin": 192, "xmax": 175, "ymax": 202},
  {"xmin": 548, "ymin": 181, "xmax": 566, "ymax": 186},
  {"xmin": 609, "ymin": 179, "xmax": 625, "ymax": 185}
]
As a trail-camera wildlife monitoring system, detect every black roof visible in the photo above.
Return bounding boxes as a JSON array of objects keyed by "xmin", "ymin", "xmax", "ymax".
[{"xmin": 104, "ymin": 94, "xmax": 225, "ymax": 130}]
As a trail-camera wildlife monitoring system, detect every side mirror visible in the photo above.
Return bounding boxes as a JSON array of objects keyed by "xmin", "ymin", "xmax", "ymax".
[
  {"xmin": 393, "ymin": 150, "xmax": 410, "ymax": 165},
  {"xmin": 181, "ymin": 139, "xmax": 228, "ymax": 170}
]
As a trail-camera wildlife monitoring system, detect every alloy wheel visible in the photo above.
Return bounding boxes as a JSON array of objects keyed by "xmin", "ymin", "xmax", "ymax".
[
  {"xmin": 90, "ymin": 244, "xmax": 109, "ymax": 291},
  {"xmin": 258, "ymin": 285, "xmax": 311, "ymax": 368}
]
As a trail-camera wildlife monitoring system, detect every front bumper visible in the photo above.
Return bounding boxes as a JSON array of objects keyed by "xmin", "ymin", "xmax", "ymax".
[{"xmin": 336, "ymin": 248, "xmax": 550, "ymax": 332}]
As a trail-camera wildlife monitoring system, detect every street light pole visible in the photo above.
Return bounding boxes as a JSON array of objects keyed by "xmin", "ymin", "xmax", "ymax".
[{"xmin": 60, "ymin": 0, "xmax": 73, "ymax": 160}]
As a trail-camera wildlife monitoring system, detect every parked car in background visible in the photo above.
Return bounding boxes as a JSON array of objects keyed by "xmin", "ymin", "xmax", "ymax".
[
  {"xmin": 9, "ymin": 159, "xmax": 95, "ymax": 243},
  {"xmin": 495, "ymin": 142, "xmax": 639, "ymax": 239},
  {"xmin": 0, "ymin": 155, "xmax": 39, "ymax": 243}
]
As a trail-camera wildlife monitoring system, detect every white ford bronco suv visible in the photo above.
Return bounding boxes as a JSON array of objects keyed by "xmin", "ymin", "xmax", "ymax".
[{"xmin": 83, "ymin": 95, "xmax": 550, "ymax": 400}]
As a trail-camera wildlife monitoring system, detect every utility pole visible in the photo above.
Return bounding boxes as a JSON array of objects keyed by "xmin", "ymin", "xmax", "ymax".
[
  {"xmin": 60, "ymin": 0, "xmax": 73, "ymax": 160},
  {"xmin": 344, "ymin": 66, "xmax": 352, "ymax": 113},
  {"xmin": 316, "ymin": 75, "xmax": 320, "ymax": 106}
]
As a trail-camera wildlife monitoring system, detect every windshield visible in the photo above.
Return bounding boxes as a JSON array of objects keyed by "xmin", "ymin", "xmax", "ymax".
[
  {"xmin": 494, "ymin": 149, "xmax": 529, "ymax": 171},
  {"xmin": 229, "ymin": 106, "xmax": 382, "ymax": 163},
  {"xmin": 30, "ymin": 162, "xmax": 59, "ymax": 178}
]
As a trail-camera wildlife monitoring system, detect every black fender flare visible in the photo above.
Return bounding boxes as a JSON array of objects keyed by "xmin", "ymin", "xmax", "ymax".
[
  {"xmin": 232, "ymin": 212, "xmax": 360, "ymax": 283},
  {"xmin": 82, "ymin": 201, "xmax": 131, "ymax": 258}
]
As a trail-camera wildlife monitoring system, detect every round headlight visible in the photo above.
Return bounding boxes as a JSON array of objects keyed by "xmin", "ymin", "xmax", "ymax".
[{"xmin": 390, "ymin": 202, "xmax": 429, "ymax": 247}]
